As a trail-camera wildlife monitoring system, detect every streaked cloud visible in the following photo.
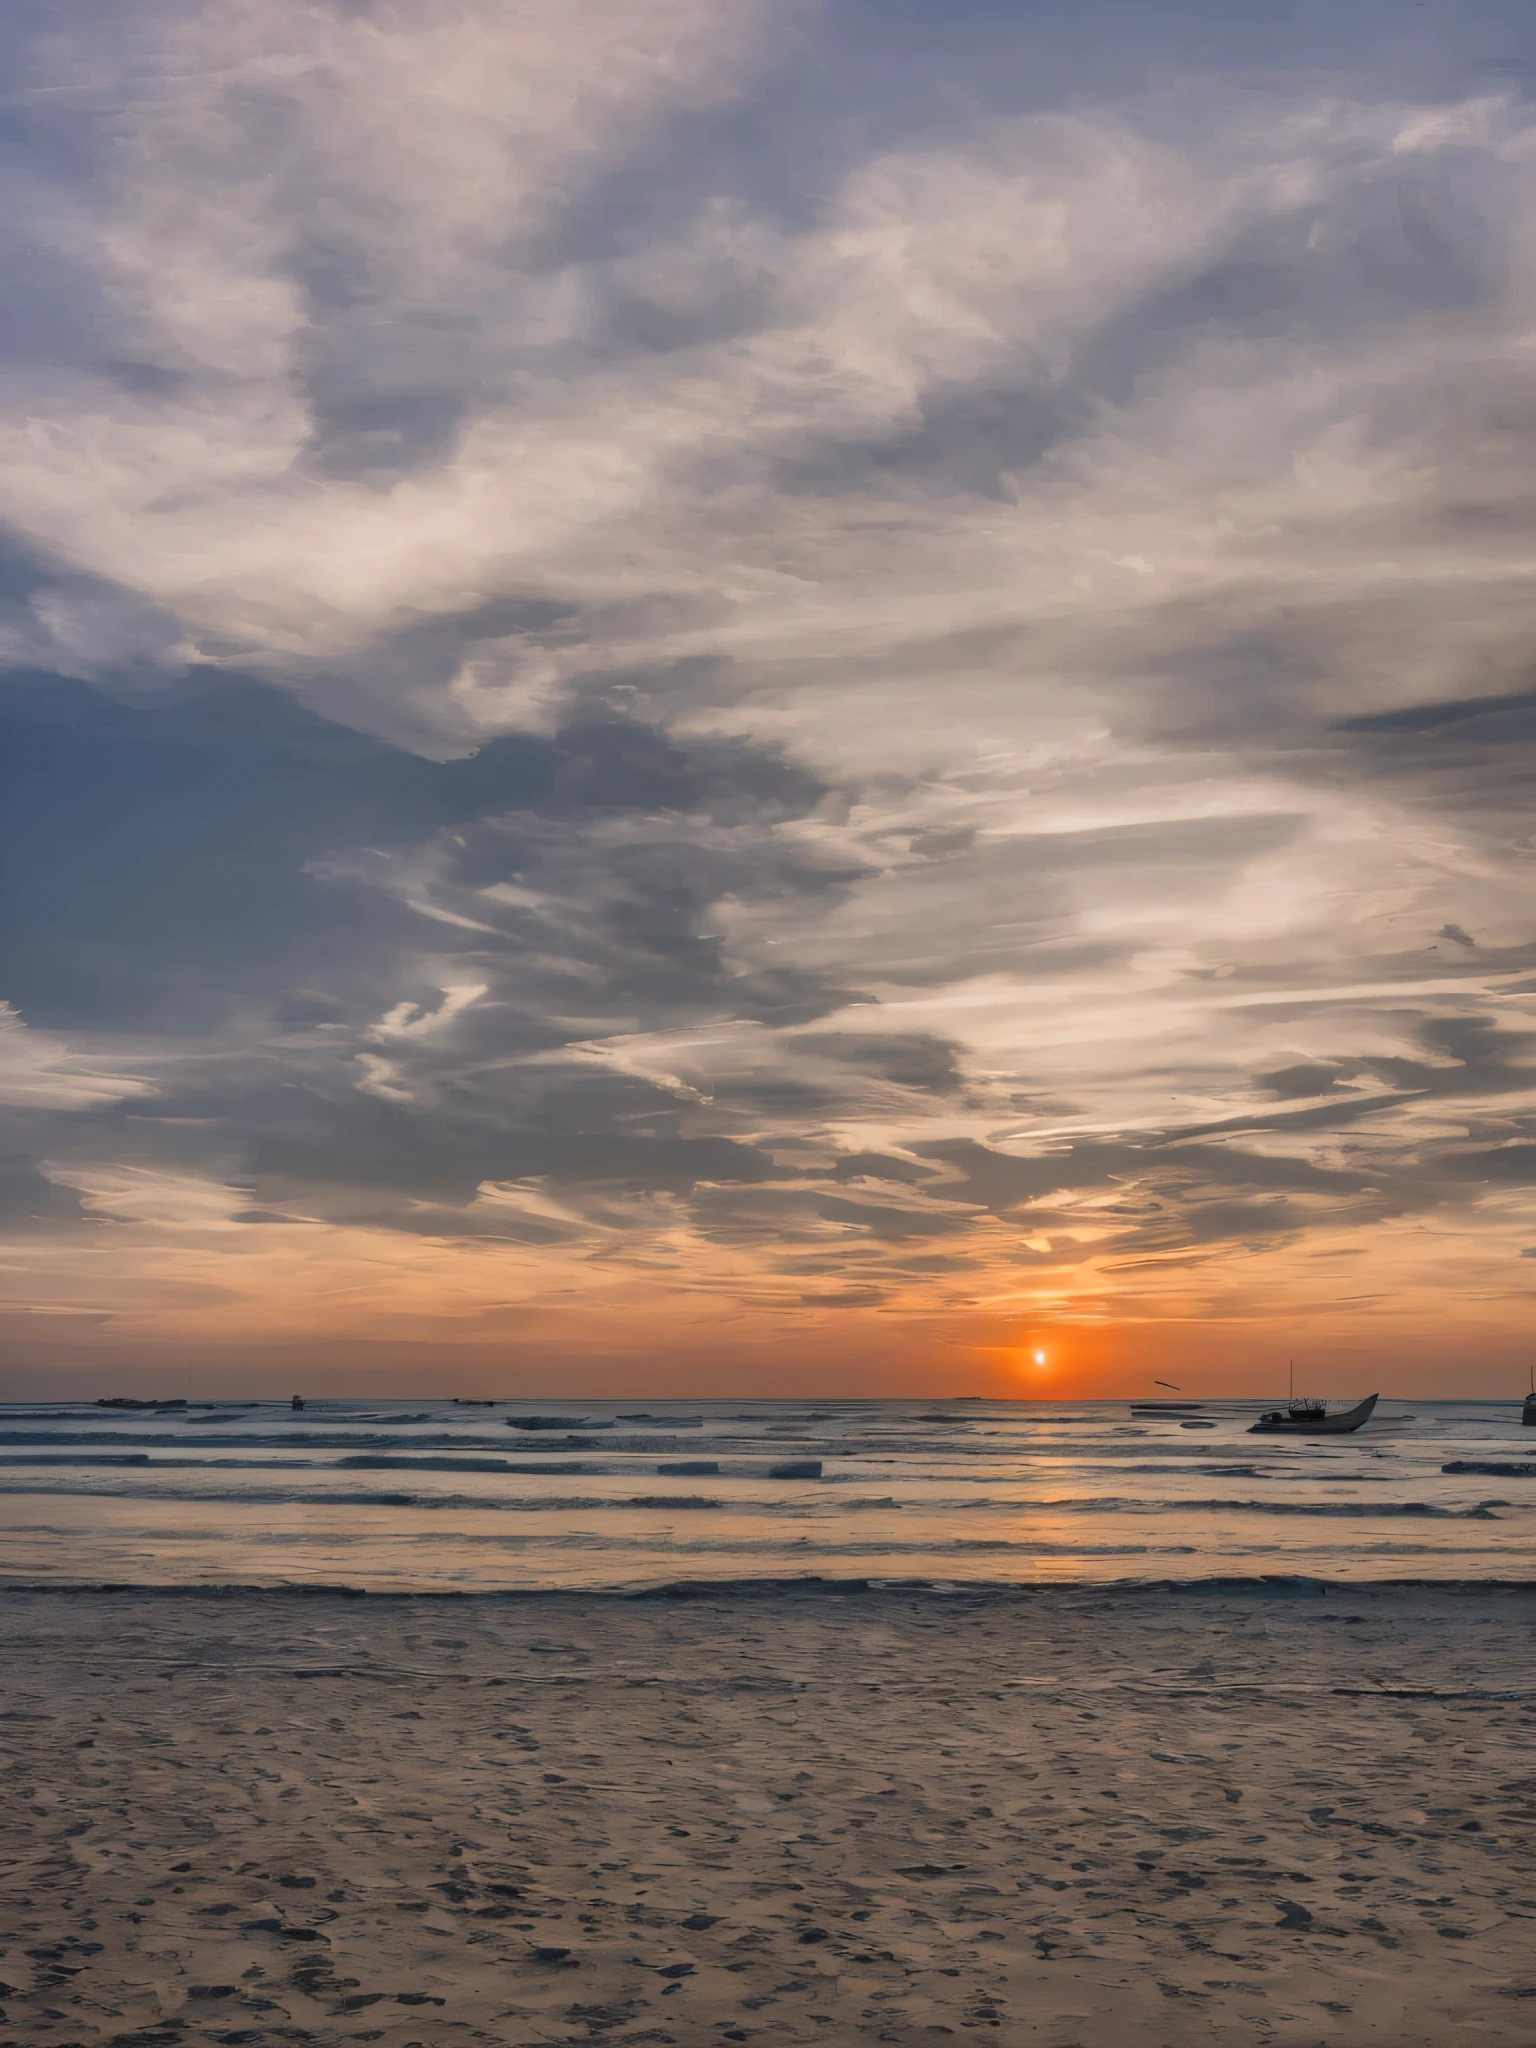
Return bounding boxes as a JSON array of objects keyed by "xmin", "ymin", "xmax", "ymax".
[
  {"xmin": 2, "ymin": 0, "xmax": 1535, "ymax": 1386},
  {"xmin": 0, "ymin": 1003, "xmax": 151, "ymax": 1113}
]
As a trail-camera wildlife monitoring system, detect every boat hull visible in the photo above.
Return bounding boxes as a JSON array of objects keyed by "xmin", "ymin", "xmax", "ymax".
[
  {"xmin": 1523, "ymin": 1396, "xmax": 1536, "ymax": 1428},
  {"xmin": 1248, "ymin": 1393, "xmax": 1379, "ymax": 1436}
]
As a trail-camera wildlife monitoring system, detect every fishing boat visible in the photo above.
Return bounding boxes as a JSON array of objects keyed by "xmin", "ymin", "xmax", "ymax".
[
  {"xmin": 1249, "ymin": 1393, "xmax": 1379, "ymax": 1435},
  {"xmin": 1523, "ymin": 1391, "xmax": 1536, "ymax": 1428}
]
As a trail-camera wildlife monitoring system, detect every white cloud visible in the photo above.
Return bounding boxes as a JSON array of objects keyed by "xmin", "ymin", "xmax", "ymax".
[
  {"xmin": 0, "ymin": 1005, "xmax": 153, "ymax": 1111},
  {"xmin": 1, "ymin": 30, "xmax": 1530, "ymax": 754}
]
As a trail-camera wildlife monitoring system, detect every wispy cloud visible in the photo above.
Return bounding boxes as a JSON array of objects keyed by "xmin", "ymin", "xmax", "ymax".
[{"xmin": 2, "ymin": 1, "xmax": 1535, "ymax": 1381}]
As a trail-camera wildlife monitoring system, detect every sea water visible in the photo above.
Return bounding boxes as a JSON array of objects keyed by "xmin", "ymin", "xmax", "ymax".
[{"xmin": 0, "ymin": 1396, "xmax": 1529, "ymax": 1592}]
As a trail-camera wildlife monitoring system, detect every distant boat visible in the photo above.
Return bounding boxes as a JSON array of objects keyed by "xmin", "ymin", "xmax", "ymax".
[
  {"xmin": 1249, "ymin": 1393, "xmax": 1378, "ymax": 1436},
  {"xmin": 1523, "ymin": 1392, "xmax": 1536, "ymax": 1428}
]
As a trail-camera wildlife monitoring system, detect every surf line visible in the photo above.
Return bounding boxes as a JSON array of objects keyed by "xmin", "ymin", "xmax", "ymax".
[{"xmin": 17, "ymin": 1661, "xmax": 1536, "ymax": 1701}]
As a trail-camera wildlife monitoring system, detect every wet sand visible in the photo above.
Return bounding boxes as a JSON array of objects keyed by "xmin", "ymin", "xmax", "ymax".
[{"xmin": 3, "ymin": 1581, "xmax": 1536, "ymax": 2045}]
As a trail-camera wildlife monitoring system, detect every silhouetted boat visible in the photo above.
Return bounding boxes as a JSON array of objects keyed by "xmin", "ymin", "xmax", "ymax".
[
  {"xmin": 1249, "ymin": 1393, "xmax": 1378, "ymax": 1435},
  {"xmin": 1523, "ymin": 1392, "xmax": 1536, "ymax": 1428}
]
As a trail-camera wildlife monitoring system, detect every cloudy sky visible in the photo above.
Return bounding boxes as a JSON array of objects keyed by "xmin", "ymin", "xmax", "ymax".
[{"xmin": 3, "ymin": 0, "xmax": 1536, "ymax": 1397}]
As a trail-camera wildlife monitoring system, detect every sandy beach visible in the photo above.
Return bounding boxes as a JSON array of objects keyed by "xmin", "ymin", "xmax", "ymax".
[{"xmin": 3, "ymin": 1581, "xmax": 1535, "ymax": 2046}]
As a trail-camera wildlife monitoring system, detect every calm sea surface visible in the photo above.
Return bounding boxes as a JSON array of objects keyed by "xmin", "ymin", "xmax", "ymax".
[{"xmin": 0, "ymin": 1396, "xmax": 1531, "ymax": 1591}]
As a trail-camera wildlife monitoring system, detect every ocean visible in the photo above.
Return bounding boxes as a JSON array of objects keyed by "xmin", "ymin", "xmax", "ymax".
[{"xmin": 0, "ymin": 1395, "xmax": 1530, "ymax": 1592}]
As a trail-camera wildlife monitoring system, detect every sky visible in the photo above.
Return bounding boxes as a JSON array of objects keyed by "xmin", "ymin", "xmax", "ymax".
[{"xmin": 2, "ymin": 0, "xmax": 1536, "ymax": 1399}]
